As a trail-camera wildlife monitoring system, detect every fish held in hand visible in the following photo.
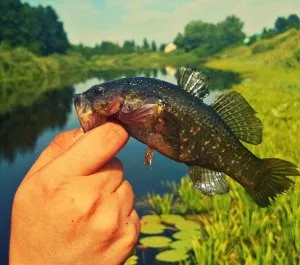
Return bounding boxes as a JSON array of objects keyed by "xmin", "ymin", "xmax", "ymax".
[{"xmin": 74, "ymin": 67, "xmax": 299, "ymax": 207}]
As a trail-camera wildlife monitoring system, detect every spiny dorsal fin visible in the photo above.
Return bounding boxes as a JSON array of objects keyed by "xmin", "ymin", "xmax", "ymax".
[
  {"xmin": 178, "ymin": 66, "xmax": 209, "ymax": 101},
  {"xmin": 211, "ymin": 91, "xmax": 263, "ymax": 145},
  {"xmin": 189, "ymin": 166, "xmax": 230, "ymax": 196}
]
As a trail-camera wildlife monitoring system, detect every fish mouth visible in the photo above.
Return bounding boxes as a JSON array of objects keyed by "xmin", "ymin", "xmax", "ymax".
[{"xmin": 74, "ymin": 93, "xmax": 107, "ymax": 132}]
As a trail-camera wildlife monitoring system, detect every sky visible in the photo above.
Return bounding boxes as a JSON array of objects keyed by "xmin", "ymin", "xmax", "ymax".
[{"xmin": 23, "ymin": 0, "xmax": 300, "ymax": 46}]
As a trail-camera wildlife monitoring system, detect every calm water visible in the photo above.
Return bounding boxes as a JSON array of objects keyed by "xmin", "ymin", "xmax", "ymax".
[{"xmin": 0, "ymin": 67, "xmax": 240, "ymax": 264}]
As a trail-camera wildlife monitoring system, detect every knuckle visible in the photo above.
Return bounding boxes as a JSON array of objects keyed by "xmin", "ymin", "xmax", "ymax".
[
  {"xmin": 108, "ymin": 157, "xmax": 123, "ymax": 172},
  {"xmin": 98, "ymin": 158, "xmax": 124, "ymax": 190},
  {"xmin": 122, "ymin": 180, "xmax": 134, "ymax": 198},
  {"xmin": 123, "ymin": 224, "xmax": 139, "ymax": 248},
  {"xmin": 90, "ymin": 209, "xmax": 120, "ymax": 236}
]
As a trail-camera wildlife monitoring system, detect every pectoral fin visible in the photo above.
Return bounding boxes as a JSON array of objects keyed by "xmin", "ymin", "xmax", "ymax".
[
  {"xmin": 144, "ymin": 146, "xmax": 154, "ymax": 166},
  {"xmin": 118, "ymin": 104, "xmax": 157, "ymax": 124},
  {"xmin": 189, "ymin": 166, "xmax": 230, "ymax": 196}
]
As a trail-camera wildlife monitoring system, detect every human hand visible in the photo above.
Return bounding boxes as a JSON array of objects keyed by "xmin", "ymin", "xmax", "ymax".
[{"xmin": 9, "ymin": 123, "xmax": 140, "ymax": 265}]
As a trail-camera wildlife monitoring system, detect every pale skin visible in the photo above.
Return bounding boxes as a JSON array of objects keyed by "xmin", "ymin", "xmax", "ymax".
[{"xmin": 9, "ymin": 122, "xmax": 140, "ymax": 265}]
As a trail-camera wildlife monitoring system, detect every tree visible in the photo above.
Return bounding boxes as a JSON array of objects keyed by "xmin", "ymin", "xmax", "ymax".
[
  {"xmin": 159, "ymin": 43, "xmax": 166, "ymax": 52},
  {"xmin": 0, "ymin": 0, "xmax": 70, "ymax": 55},
  {"xmin": 98, "ymin": 41, "xmax": 120, "ymax": 55},
  {"xmin": 275, "ymin": 17, "xmax": 289, "ymax": 33},
  {"xmin": 142, "ymin": 38, "xmax": 149, "ymax": 50},
  {"xmin": 218, "ymin": 15, "xmax": 246, "ymax": 46},
  {"xmin": 173, "ymin": 15, "xmax": 245, "ymax": 56},
  {"xmin": 151, "ymin": 41, "xmax": 157, "ymax": 51},
  {"xmin": 287, "ymin": 14, "xmax": 300, "ymax": 29},
  {"xmin": 122, "ymin": 40, "xmax": 135, "ymax": 53}
]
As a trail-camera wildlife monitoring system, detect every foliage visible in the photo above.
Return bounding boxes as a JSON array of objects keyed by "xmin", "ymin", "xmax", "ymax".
[
  {"xmin": 147, "ymin": 193, "xmax": 174, "ymax": 214},
  {"xmin": 139, "ymin": 214, "xmax": 201, "ymax": 263},
  {"xmin": 174, "ymin": 15, "xmax": 245, "ymax": 56},
  {"xmin": 159, "ymin": 43, "xmax": 166, "ymax": 52},
  {"xmin": 0, "ymin": 45, "xmax": 88, "ymax": 82},
  {"xmin": 124, "ymin": 255, "xmax": 138, "ymax": 265},
  {"xmin": 260, "ymin": 14, "xmax": 300, "ymax": 41},
  {"xmin": 143, "ymin": 38, "xmax": 150, "ymax": 50},
  {"xmin": 275, "ymin": 14, "xmax": 300, "ymax": 33},
  {"xmin": 151, "ymin": 41, "xmax": 157, "ymax": 51},
  {"xmin": 0, "ymin": 0, "xmax": 70, "ymax": 55}
]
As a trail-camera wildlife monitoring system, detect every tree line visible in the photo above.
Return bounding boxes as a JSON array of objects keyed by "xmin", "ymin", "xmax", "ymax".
[
  {"xmin": 0, "ymin": 0, "xmax": 70, "ymax": 55},
  {"xmin": 248, "ymin": 14, "xmax": 300, "ymax": 44},
  {"xmin": 72, "ymin": 39, "xmax": 166, "ymax": 59},
  {"xmin": 1, "ymin": 0, "xmax": 299, "ymax": 57}
]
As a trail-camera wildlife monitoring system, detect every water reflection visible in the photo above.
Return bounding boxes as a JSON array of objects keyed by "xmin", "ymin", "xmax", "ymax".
[{"xmin": 0, "ymin": 86, "xmax": 74, "ymax": 162}]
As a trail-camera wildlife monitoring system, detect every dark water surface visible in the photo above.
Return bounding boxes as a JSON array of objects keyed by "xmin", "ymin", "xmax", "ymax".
[{"xmin": 0, "ymin": 67, "xmax": 240, "ymax": 264}]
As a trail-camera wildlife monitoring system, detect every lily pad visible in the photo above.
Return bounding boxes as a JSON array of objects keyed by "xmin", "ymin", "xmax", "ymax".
[
  {"xmin": 174, "ymin": 219, "xmax": 200, "ymax": 230},
  {"xmin": 141, "ymin": 223, "xmax": 166, "ymax": 234},
  {"xmin": 141, "ymin": 215, "xmax": 161, "ymax": 224},
  {"xmin": 155, "ymin": 249, "xmax": 189, "ymax": 263},
  {"xmin": 124, "ymin": 255, "xmax": 138, "ymax": 265},
  {"xmin": 173, "ymin": 230, "xmax": 199, "ymax": 240},
  {"xmin": 140, "ymin": 236, "xmax": 172, "ymax": 248},
  {"xmin": 160, "ymin": 214, "xmax": 185, "ymax": 225},
  {"xmin": 170, "ymin": 239, "xmax": 193, "ymax": 251}
]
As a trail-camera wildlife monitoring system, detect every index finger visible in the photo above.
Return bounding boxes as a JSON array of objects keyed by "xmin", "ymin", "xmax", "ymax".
[{"xmin": 48, "ymin": 122, "xmax": 129, "ymax": 176}]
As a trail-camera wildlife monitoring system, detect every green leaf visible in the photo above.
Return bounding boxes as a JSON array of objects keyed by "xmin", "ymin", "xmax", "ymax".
[
  {"xmin": 141, "ymin": 223, "xmax": 166, "ymax": 234},
  {"xmin": 140, "ymin": 236, "xmax": 172, "ymax": 248},
  {"xmin": 124, "ymin": 255, "xmax": 138, "ymax": 265},
  {"xmin": 170, "ymin": 239, "xmax": 193, "ymax": 251},
  {"xmin": 173, "ymin": 230, "xmax": 199, "ymax": 240},
  {"xmin": 141, "ymin": 215, "xmax": 161, "ymax": 223},
  {"xmin": 155, "ymin": 249, "xmax": 189, "ymax": 262},
  {"xmin": 174, "ymin": 219, "xmax": 201, "ymax": 230},
  {"xmin": 160, "ymin": 214, "xmax": 185, "ymax": 225}
]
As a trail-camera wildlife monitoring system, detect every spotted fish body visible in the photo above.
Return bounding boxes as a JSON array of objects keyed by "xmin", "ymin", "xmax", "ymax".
[{"xmin": 74, "ymin": 67, "xmax": 299, "ymax": 207}]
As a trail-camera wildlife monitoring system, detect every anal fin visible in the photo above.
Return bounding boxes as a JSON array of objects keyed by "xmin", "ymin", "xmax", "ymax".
[
  {"xmin": 144, "ymin": 146, "xmax": 154, "ymax": 166},
  {"xmin": 189, "ymin": 166, "xmax": 230, "ymax": 196}
]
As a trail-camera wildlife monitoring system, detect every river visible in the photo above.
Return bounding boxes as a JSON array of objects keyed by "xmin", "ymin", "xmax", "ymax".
[{"xmin": 0, "ymin": 67, "xmax": 240, "ymax": 264}]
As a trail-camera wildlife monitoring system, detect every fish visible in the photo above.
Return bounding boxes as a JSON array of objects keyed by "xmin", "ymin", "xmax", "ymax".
[{"xmin": 74, "ymin": 67, "xmax": 299, "ymax": 207}]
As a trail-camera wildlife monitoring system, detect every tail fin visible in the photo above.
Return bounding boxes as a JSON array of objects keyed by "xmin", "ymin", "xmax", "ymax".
[{"xmin": 246, "ymin": 158, "xmax": 299, "ymax": 207}]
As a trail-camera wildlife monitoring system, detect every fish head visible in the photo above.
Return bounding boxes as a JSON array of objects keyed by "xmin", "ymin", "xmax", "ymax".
[{"xmin": 74, "ymin": 84, "xmax": 124, "ymax": 132}]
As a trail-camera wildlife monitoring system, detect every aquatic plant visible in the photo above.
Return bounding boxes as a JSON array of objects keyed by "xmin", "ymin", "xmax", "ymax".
[
  {"xmin": 147, "ymin": 193, "xmax": 174, "ymax": 215},
  {"xmin": 138, "ymin": 214, "xmax": 201, "ymax": 263}
]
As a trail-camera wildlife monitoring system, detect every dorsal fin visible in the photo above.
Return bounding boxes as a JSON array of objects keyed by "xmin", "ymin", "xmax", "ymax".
[
  {"xmin": 211, "ymin": 91, "xmax": 263, "ymax": 145},
  {"xmin": 178, "ymin": 66, "xmax": 209, "ymax": 101}
]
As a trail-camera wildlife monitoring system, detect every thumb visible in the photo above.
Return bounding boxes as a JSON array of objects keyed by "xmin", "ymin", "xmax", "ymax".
[{"xmin": 47, "ymin": 122, "xmax": 129, "ymax": 176}]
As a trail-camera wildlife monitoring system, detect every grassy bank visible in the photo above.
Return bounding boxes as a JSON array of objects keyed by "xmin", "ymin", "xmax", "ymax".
[
  {"xmin": 0, "ymin": 46, "xmax": 198, "ymax": 83},
  {"xmin": 137, "ymin": 30, "xmax": 300, "ymax": 264},
  {"xmin": 88, "ymin": 51, "xmax": 199, "ymax": 73},
  {"xmin": 0, "ymin": 46, "xmax": 89, "ymax": 82}
]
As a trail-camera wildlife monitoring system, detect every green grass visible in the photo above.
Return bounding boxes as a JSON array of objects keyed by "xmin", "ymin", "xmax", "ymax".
[
  {"xmin": 145, "ymin": 29, "xmax": 300, "ymax": 264},
  {"xmin": 0, "ymin": 46, "xmax": 88, "ymax": 82}
]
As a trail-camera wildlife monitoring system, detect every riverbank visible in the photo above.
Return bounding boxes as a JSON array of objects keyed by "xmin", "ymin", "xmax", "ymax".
[{"xmin": 0, "ymin": 46, "xmax": 199, "ymax": 83}]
